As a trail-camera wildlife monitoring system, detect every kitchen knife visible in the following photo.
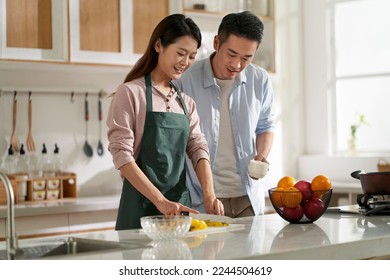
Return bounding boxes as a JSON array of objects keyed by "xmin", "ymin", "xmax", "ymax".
[{"xmin": 325, "ymin": 208, "xmax": 362, "ymax": 215}]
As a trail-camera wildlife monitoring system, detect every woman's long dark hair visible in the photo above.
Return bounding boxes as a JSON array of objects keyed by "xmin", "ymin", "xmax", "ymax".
[{"xmin": 123, "ymin": 14, "xmax": 201, "ymax": 83}]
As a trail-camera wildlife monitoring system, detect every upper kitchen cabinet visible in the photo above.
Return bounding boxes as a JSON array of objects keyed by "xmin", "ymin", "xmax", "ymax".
[
  {"xmin": 0, "ymin": 0, "xmax": 169, "ymax": 66},
  {"xmin": 0, "ymin": 0, "xmax": 68, "ymax": 61},
  {"xmin": 69, "ymin": 0, "xmax": 169, "ymax": 65},
  {"xmin": 69, "ymin": 0, "xmax": 137, "ymax": 65},
  {"xmin": 133, "ymin": 0, "xmax": 169, "ymax": 54},
  {"xmin": 182, "ymin": 0, "xmax": 276, "ymax": 72}
]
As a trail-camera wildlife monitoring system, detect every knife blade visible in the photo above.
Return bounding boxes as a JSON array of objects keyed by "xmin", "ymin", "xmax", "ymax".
[{"xmin": 325, "ymin": 208, "xmax": 362, "ymax": 215}]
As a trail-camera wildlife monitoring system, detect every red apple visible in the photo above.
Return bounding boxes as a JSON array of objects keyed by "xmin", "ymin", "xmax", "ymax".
[
  {"xmin": 282, "ymin": 205, "xmax": 304, "ymax": 223},
  {"xmin": 303, "ymin": 197, "xmax": 326, "ymax": 221},
  {"xmin": 294, "ymin": 180, "xmax": 312, "ymax": 203}
]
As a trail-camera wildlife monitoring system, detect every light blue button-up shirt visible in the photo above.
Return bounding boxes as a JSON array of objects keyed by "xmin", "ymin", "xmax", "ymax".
[{"xmin": 173, "ymin": 56, "xmax": 275, "ymax": 215}]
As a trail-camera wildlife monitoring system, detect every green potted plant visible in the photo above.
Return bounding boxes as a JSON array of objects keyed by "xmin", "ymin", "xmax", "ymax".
[{"xmin": 348, "ymin": 112, "xmax": 369, "ymax": 154}]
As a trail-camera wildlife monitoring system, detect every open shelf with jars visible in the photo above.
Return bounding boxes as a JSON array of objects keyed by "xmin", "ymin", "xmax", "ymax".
[
  {"xmin": 182, "ymin": 0, "xmax": 275, "ymax": 72},
  {"xmin": 0, "ymin": 173, "xmax": 77, "ymax": 204}
]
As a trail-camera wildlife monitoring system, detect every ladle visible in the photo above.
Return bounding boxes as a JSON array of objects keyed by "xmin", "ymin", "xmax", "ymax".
[
  {"xmin": 83, "ymin": 93, "xmax": 93, "ymax": 157},
  {"xmin": 97, "ymin": 93, "xmax": 104, "ymax": 156}
]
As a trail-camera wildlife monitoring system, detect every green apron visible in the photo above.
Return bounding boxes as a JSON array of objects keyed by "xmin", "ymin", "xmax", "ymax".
[{"xmin": 115, "ymin": 74, "xmax": 191, "ymax": 230}]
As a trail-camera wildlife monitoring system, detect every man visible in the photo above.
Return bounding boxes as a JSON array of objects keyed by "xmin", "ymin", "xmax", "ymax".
[{"xmin": 173, "ymin": 11, "xmax": 275, "ymax": 218}]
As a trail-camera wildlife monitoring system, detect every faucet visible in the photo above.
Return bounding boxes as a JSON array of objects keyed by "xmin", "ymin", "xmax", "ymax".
[{"xmin": 0, "ymin": 171, "xmax": 18, "ymax": 260}]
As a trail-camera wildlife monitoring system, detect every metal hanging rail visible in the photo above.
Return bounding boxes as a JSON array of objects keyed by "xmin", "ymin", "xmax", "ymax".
[{"xmin": 0, "ymin": 89, "xmax": 107, "ymax": 103}]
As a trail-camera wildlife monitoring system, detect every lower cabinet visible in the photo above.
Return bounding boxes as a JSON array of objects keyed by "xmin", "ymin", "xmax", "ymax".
[{"xmin": 0, "ymin": 209, "xmax": 117, "ymax": 240}]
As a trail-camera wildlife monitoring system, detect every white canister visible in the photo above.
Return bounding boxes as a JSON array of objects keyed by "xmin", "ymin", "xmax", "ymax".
[{"xmin": 15, "ymin": 174, "xmax": 28, "ymax": 201}]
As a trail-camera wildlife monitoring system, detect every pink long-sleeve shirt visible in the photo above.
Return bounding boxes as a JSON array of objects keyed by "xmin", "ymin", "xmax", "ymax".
[{"xmin": 106, "ymin": 77, "xmax": 210, "ymax": 170}]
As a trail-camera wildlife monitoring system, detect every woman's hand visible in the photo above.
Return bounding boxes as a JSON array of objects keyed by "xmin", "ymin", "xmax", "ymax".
[
  {"xmin": 204, "ymin": 197, "xmax": 224, "ymax": 216},
  {"xmin": 156, "ymin": 199, "xmax": 199, "ymax": 216},
  {"xmin": 119, "ymin": 163, "xmax": 199, "ymax": 216},
  {"xmin": 194, "ymin": 159, "xmax": 224, "ymax": 215}
]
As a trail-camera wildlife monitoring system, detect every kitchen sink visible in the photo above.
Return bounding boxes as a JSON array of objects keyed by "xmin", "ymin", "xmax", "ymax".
[{"xmin": 0, "ymin": 237, "xmax": 148, "ymax": 260}]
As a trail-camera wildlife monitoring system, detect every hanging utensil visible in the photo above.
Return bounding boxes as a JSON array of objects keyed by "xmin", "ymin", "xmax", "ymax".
[
  {"xmin": 26, "ymin": 91, "xmax": 36, "ymax": 152},
  {"xmin": 83, "ymin": 92, "xmax": 93, "ymax": 157},
  {"xmin": 10, "ymin": 91, "xmax": 20, "ymax": 152},
  {"xmin": 97, "ymin": 92, "xmax": 104, "ymax": 156}
]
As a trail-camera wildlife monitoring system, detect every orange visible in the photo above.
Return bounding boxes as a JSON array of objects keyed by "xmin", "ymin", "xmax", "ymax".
[
  {"xmin": 311, "ymin": 175, "xmax": 332, "ymax": 191},
  {"xmin": 270, "ymin": 188, "xmax": 284, "ymax": 208},
  {"xmin": 277, "ymin": 176, "xmax": 296, "ymax": 189},
  {"xmin": 281, "ymin": 186, "xmax": 302, "ymax": 208}
]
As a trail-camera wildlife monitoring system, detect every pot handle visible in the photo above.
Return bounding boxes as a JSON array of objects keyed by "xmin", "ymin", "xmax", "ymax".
[{"xmin": 351, "ymin": 170, "xmax": 366, "ymax": 179}]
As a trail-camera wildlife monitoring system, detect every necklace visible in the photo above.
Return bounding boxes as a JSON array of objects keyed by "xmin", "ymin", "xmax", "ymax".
[{"xmin": 167, "ymin": 86, "xmax": 174, "ymax": 98}]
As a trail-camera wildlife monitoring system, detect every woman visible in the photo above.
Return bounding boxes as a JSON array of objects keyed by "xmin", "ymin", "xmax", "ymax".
[{"xmin": 107, "ymin": 14, "xmax": 224, "ymax": 230}]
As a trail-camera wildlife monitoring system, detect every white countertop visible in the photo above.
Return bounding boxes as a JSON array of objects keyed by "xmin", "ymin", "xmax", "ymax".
[{"xmin": 2, "ymin": 205, "xmax": 390, "ymax": 260}]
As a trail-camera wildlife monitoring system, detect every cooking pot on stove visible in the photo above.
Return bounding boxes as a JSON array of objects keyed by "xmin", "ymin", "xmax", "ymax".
[{"xmin": 351, "ymin": 170, "xmax": 390, "ymax": 195}]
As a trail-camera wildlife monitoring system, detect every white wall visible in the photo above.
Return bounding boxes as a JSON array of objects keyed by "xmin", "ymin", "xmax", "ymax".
[
  {"xmin": 0, "ymin": 62, "xmax": 128, "ymax": 196},
  {"xmin": 302, "ymin": 0, "xmax": 329, "ymax": 155}
]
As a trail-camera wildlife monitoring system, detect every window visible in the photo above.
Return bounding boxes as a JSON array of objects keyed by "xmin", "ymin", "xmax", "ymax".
[{"xmin": 328, "ymin": 0, "xmax": 390, "ymax": 153}]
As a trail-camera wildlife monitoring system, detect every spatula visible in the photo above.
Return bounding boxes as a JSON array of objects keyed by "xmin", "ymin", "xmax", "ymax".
[{"xmin": 26, "ymin": 91, "xmax": 36, "ymax": 152}]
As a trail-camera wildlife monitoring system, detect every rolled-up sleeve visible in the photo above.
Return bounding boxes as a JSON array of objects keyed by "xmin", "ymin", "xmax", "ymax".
[
  {"xmin": 256, "ymin": 71, "xmax": 275, "ymax": 135},
  {"xmin": 106, "ymin": 83, "xmax": 145, "ymax": 169}
]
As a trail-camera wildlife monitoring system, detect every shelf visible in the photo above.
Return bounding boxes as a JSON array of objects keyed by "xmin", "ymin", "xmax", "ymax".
[
  {"xmin": 1, "ymin": 173, "xmax": 78, "ymax": 204},
  {"xmin": 183, "ymin": 8, "xmax": 227, "ymax": 17},
  {"xmin": 182, "ymin": 0, "xmax": 276, "ymax": 73}
]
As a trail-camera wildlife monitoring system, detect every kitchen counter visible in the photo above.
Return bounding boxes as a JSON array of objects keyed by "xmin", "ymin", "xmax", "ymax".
[
  {"xmin": 2, "ymin": 205, "xmax": 390, "ymax": 260},
  {"xmin": 0, "ymin": 196, "xmax": 119, "ymax": 239}
]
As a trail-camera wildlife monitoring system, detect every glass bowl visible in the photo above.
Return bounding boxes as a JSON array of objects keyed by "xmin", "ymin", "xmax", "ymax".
[
  {"xmin": 268, "ymin": 187, "xmax": 332, "ymax": 223},
  {"xmin": 140, "ymin": 215, "xmax": 192, "ymax": 240}
]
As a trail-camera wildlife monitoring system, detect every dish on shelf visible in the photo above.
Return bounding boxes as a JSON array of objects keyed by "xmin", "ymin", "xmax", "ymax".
[
  {"xmin": 32, "ymin": 179, "xmax": 46, "ymax": 190},
  {"xmin": 33, "ymin": 190, "xmax": 46, "ymax": 201}
]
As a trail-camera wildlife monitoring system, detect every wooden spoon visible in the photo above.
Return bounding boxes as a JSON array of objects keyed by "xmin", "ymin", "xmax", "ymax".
[{"xmin": 10, "ymin": 91, "xmax": 19, "ymax": 152}]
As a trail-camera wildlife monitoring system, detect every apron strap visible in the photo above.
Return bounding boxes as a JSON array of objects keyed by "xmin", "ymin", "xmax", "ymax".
[
  {"xmin": 170, "ymin": 82, "xmax": 188, "ymax": 116},
  {"xmin": 145, "ymin": 73, "xmax": 153, "ymax": 112}
]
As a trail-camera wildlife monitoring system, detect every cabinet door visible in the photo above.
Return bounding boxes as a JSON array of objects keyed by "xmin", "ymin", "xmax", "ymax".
[
  {"xmin": 133, "ymin": 0, "xmax": 169, "ymax": 54},
  {"xmin": 0, "ymin": 0, "xmax": 68, "ymax": 61},
  {"xmin": 69, "ymin": 0, "xmax": 140, "ymax": 65}
]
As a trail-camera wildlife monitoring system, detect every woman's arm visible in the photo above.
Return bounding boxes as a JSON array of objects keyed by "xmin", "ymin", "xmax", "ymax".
[
  {"xmin": 195, "ymin": 159, "xmax": 224, "ymax": 215},
  {"xmin": 184, "ymin": 96, "xmax": 224, "ymax": 215},
  {"xmin": 119, "ymin": 162, "xmax": 199, "ymax": 215}
]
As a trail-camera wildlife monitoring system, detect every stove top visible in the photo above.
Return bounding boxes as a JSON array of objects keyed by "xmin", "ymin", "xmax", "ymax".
[{"xmin": 357, "ymin": 194, "xmax": 390, "ymax": 216}]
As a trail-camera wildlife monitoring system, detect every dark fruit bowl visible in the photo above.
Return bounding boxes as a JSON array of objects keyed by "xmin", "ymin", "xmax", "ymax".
[{"xmin": 268, "ymin": 187, "xmax": 333, "ymax": 223}]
